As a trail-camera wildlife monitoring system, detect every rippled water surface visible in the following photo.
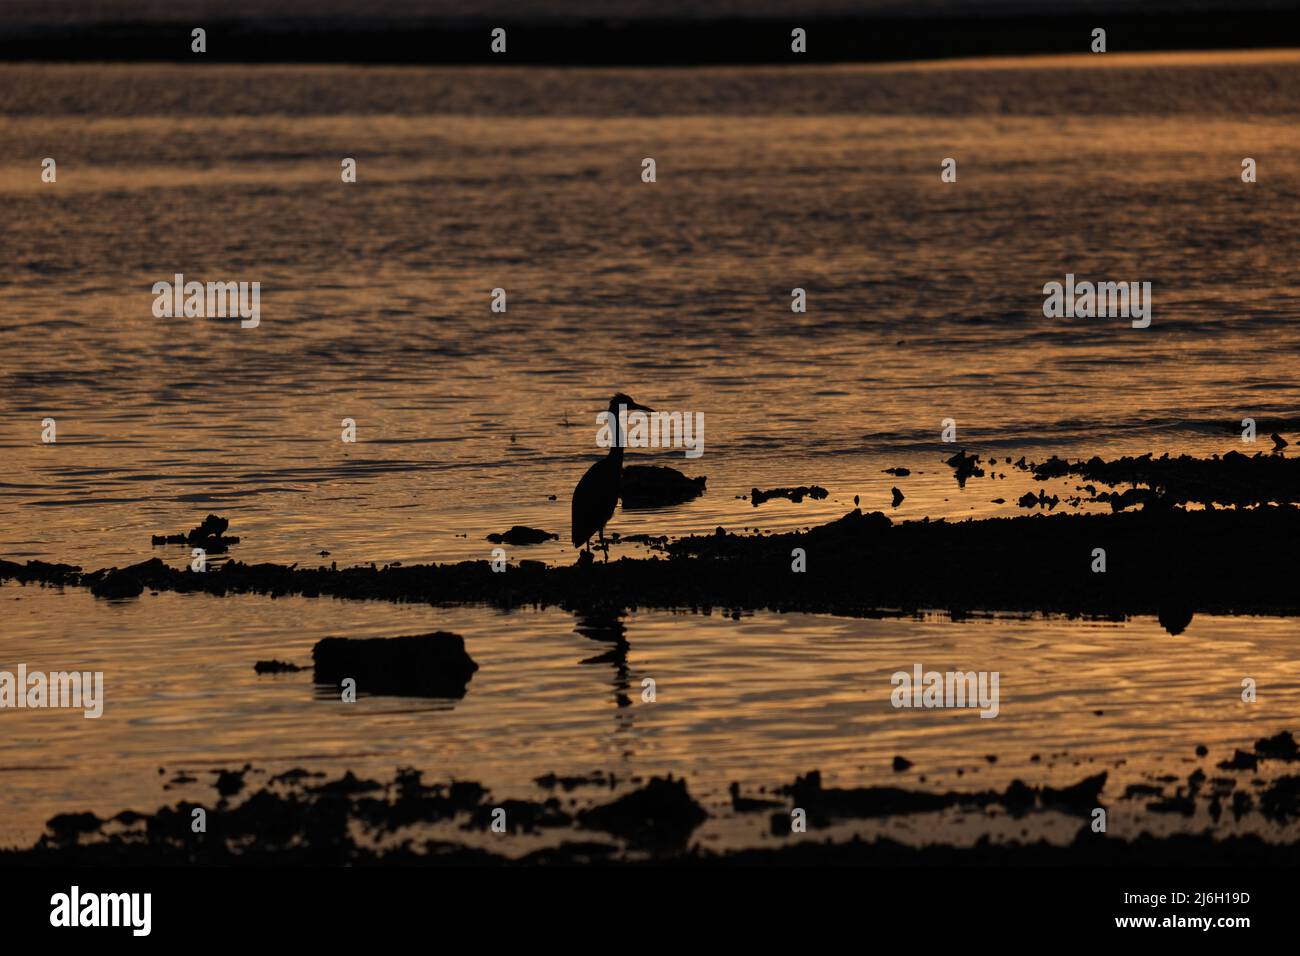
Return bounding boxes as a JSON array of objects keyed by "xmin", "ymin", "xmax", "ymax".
[
  {"xmin": 1, "ymin": 53, "xmax": 1298, "ymax": 849},
  {"xmin": 3, "ymin": 587, "xmax": 1300, "ymax": 849}
]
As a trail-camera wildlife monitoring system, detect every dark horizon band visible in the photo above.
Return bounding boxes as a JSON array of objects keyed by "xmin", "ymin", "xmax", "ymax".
[{"xmin": 2, "ymin": 11, "xmax": 1299, "ymax": 66}]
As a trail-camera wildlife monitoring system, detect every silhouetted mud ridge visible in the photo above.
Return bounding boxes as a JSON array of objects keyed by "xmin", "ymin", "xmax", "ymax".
[
  {"xmin": 1, "ymin": 768, "xmax": 707, "ymax": 864},
  {"xmin": 1033, "ymin": 451, "xmax": 1300, "ymax": 508},
  {"xmin": 576, "ymin": 776, "xmax": 707, "ymax": 848},
  {"xmin": 772, "ymin": 769, "xmax": 1106, "ymax": 832},
  {"xmin": 7, "ymin": 504, "xmax": 1300, "ymax": 617}
]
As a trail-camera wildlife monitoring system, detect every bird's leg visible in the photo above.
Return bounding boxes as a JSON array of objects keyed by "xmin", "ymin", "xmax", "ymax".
[{"xmin": 599, "ymin": 528, "xmax": 609, "ymax": 563}]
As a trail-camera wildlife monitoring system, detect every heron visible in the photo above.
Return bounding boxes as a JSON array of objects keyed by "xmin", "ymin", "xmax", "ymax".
[{"xmin": 571, "ymin": 393, "xmax": 654, "ymax": 560}]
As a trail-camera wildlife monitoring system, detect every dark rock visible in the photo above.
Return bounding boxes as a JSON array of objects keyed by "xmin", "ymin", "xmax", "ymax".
[
  {"xmin": 1255, "ymin": 730, "xmax": 1299, "ymax": 759},
  {"xmin": 312, "ymin": 631, "xmax": 479, "ymax": 698},
  {"xmin": 945, "ymin": 450, "xmax": 985, "ymax": 487},
  {"xmin": 87, "ymin": 558, "xmax": 172, "ymax": 600},
  {"xmin": 486, "ymin": 526, "xmax": 558, "ymax": 546},
  {"xmin": 270, "ymin": 768, "xmax": 325, "ymax": 784},
  {"xmin": 535, "ymin": 771, "xmax": 615, "ymax": 791},
  {"xmin": 728, "ymin": 781, "xmax": 783, "ymax": 812},
  {"xmin": 577, "ymin": 776, "xmax": 707, "ymax": 845},
  {"xmin": 620, "ymin": 465, "xmax": 706, "ymax": 508},
  {"xmin": 215, "ymin": 768, "xmax": 249, "ymax": 798},
  {"xmin": 254, "ymin": 659, "xmax": 305, "ymax": 674},
  {"xmin": 152, "ymin": 513, "xmax": 241, "ymax": 552},
  {"xmin": 1040, "ymin": 773, "xmax": 1107, "ymax": 812},
  {"xmin": 89, "ymin": 568, "xmax": 145, "ymax": 599},
  {"xmin": 750, "ymin": 485, "xmax": 828, "ymax": 507},
  {"xmin": 46, "ymin": 812, "xmax": 103, "ymax": 840},
  {"xmin": 1217, "ymin": 750, "xmax": 1258, "ymax": 771},
  {"xmin": 1259, "ymin": 775, "xmax": 1300, "ymax": 822},
  {"xmin": 1032, "ymin": 451, "xmax": 1300, "ymax": 510},
  {"xmin": 1158, "ymin": 603, "xmax": 1194, "ymax": 636}
]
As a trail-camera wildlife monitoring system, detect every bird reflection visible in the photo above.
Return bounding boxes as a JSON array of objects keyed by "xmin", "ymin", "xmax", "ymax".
[{"xmin": 573, "ymin": 607, "xmax": 634, "ymax": 709}]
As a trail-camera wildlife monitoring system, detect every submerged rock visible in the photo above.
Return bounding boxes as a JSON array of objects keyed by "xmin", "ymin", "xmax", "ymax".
[
  {"xmin": 254, "ymin": 659, "xmax": 306, "ymax": 674},
  {"xmin": 535, "ymin": 771, "xmax": 616, "ymax": 791},
  {"xmin": 620, "ymin": 465, "xmax": 706, "ymax": 508},
  {"xmin": 750, "ymin": 485, "xmax": 828, "ymax": 506},
  {"xmin": 486, "ymin": 526, "xmax": 558, "ymax": 546},
  {"xmin": 945, "ymin": 450, "xmax": 985, "ymax": 487},
  {"xmin": 1217, "ymin": 750, "xmax": 1258, "ymax": 771},
  {"xmin": 152, "ymin": 513, "xmax": 241, "ymax": 552},
  {"xmin": 1255, "ymin": 731, "xmax": 1300, "ymax": 760},
  {"xmin": 312, "ymin": 632, "xmax": 479, "ymax": 698}
]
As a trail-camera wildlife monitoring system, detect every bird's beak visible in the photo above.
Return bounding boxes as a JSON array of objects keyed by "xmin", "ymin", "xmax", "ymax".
[{"xmin": 627, "ymin": 401, "xmax": 655, "ymax": 413}]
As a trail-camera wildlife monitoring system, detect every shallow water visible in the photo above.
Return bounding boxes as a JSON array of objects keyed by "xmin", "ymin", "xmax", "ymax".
[
  {"xmin": 1, "ymin": 53, "xmax": 1298, "ymax": 850},
  {"xmin": 2, "ymin": 586, "xmax": 1300, "ymax": 849},
  {"xmin": 1, "ymin": 54, "xmax": 1299, "ymax": 567}
]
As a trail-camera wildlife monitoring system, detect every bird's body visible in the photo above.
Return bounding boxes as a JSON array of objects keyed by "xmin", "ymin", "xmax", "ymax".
[
  {"xmin": 571, "ymin": 394, "xmax": 654, "ymax": 556},
  {"xmin": 571, "ymin": 453, "xmax": 622, "ymax": 548}
]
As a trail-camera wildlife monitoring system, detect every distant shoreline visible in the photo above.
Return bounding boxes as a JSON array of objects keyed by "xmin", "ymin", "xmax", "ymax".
[{"xmin": 1, "ymin": 12, "xmax": 1298, "ymax": 65}]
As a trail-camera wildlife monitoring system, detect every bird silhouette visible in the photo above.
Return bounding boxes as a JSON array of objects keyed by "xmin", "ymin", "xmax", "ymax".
[
  {"xmin": 1271, "ymin": 432, "xmax": 1288, "ymax": 452},
  {"xmin": 571, "ymin": 394, "xmax": 654, "ymax": 560}
]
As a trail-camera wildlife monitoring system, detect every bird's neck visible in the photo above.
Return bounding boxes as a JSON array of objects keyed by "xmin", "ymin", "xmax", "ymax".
[{"xmin": 608, "ymin": 405, "xmax": 626, "ymax": 462}]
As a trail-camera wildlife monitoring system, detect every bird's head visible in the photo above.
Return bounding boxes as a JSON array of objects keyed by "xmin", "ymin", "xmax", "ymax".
[{"xmin": 609, "ymin": 393, "xmax": 654, "ymax": 414}]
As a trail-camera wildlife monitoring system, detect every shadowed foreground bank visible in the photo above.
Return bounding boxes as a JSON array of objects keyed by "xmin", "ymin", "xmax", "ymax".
[
  {"xmin": 5, "ymin": 504, "xmax": 1300, "ymax": 622},
  {"xmin": 5, "ymin": 728, "xmax": 1299, "ymax": 865}
]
